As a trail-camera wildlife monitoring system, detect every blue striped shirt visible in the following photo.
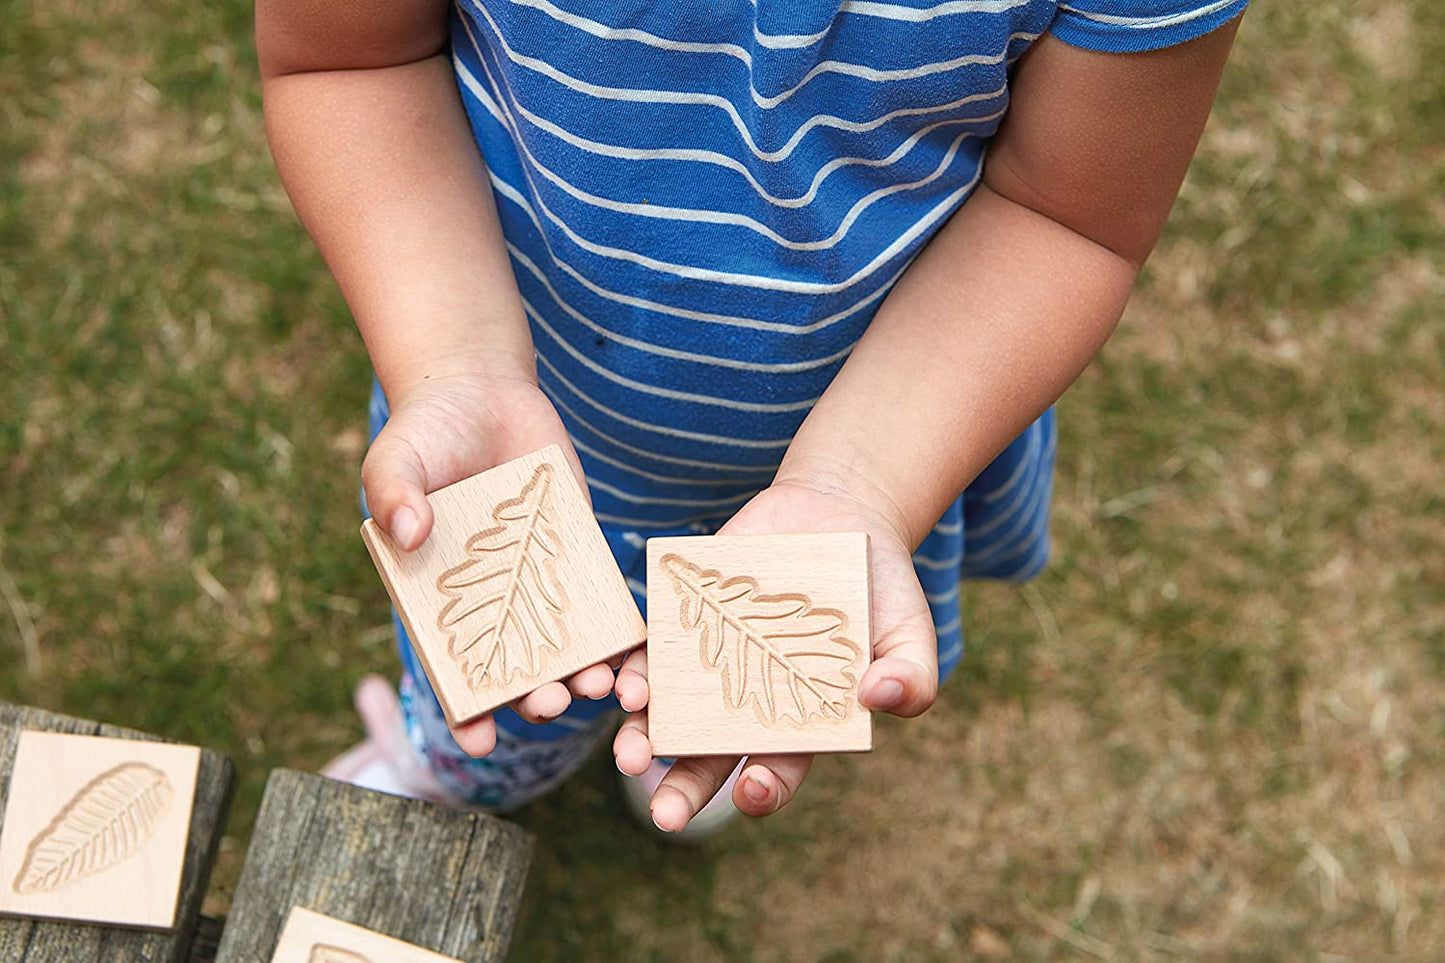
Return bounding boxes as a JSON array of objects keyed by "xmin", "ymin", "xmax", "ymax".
[{"xmin": 407, "ymin": 0, "xmax": 1248, "ymax": 678}]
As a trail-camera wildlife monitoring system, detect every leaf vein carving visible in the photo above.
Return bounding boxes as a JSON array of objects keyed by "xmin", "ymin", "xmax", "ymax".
[
  {"xmin": 661, "ymin": 555, "xmax": 861, "ymax": 727},
  {"xmin": 435, "ymin": 463, "xmax": 570, "ymax": 689},
  {"xmin": 309, "ymin": 946, "xmax": 371, "ymax": 963},
  {"xmin": 705, "ymin": 599, "xmax": 836, "ymax": 710},
  {"xmin": 13, "ymin": 761, "xmax": 174, "ymax": 894}
]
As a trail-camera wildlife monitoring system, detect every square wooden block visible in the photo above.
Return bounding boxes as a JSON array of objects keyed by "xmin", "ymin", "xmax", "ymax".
[
  {"xmin": 647, "ymin": 533, "xmax": 873, "ymax": 757},
  {"xmin": 362, "ymin": 444, "xmax": 645, "ymax": 726},
  {"xmin": 0, "ymin": 730, "xmax": 200, "ymax": 929},
  {"xmin": 270, "ymin": 906, "xmax": 462, "ymax": 962}
]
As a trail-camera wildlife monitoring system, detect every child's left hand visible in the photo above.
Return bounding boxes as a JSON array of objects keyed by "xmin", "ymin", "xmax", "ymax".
[{"xmin": 611, "ymin": 479, "xmax": 939, "ymax": 831}]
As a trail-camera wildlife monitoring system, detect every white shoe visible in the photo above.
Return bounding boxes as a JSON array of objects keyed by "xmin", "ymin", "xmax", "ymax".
[
  {"xmin": 621, "ymin": 758, "xmax": 744, "ymax": 841},
  {"xmin": 321, "ymin": 674, "xmax": 463, "ymax": 806}
]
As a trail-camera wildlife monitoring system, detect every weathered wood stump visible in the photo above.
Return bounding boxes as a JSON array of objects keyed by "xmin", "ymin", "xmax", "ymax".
[
  {"xmin": 213, "ymin": 770, "xmax": 532, "ymax": 963},
  {"xmin": 0, "ymin": 703, "xmax": 236, "ymax": 963}
]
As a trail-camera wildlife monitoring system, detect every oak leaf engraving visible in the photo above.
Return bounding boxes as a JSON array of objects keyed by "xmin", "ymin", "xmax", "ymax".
[
  {"xmin": 309, "ymin": 946, "xmax": 370, "ymax": 963},
  {"xmin": 660, "ymin": 555, "xmax": 862, "ymax": 727},
  {"xmin": 13, "ymin": 761, "xmax": 173, "ymax": 895},
  {"xmin": 435, "ymin": 463, "xmax": 569, "ymax": 689}
]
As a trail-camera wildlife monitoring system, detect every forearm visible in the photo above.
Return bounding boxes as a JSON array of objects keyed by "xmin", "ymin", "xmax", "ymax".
[
  {"xmin": 777, "ymin": 184, "xmax": 1136, "ymax": 548},
  {"xmin": 262, "ymin": 55, "xmax": 534, "ymax": 401}
]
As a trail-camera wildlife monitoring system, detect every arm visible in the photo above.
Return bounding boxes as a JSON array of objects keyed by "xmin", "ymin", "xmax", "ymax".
[
  {"xmin": 778, "ymin": 21, "xmax": 1244, "ymax": 553},
  {"xmin": 258, "ymin": 1, "xmax": 612, "ymax": 751},
  {"xmin": 257, "ymin": 0, "xmax": 535, "ymax": 402},
  {"xmin": 617, "ymin": 20, "xmax": 1245, "ymax": 829}
]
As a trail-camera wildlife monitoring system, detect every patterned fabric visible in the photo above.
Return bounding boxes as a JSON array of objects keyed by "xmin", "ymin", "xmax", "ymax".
[{"xmin": 362, "ymin": 0, "xmax": 1246, "ymax": 806}]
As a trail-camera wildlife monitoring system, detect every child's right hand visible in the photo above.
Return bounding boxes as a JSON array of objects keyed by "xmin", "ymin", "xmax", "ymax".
[{"xmin": 361, "ymin": 372, "xmax": 616, "ymax": 757}]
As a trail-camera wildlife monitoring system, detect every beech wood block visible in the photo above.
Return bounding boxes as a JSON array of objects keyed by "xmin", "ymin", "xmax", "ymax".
[
  {"xmin": 0, "ymin": 732, "xmax": 199, "ymax": 930},
  {"xmin": 0, "ymin": 703, "xmax": 234, "ymax": 963},
  {"xmin": 361, "ymin": 445, "xmax": 645, "ymax": 725},
  {"xmin": 269, "ymin": 907, "xmax": 462, "ymax": 963},
  {"xmin": 646, "ymin": 533, "xmax": 873, "ymax": 757},
  {"xmin": 213, "ymin": 770, "xmax": 531, "ymax": 963}
]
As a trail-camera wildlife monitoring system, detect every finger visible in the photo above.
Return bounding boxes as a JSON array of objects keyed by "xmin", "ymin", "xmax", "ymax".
[
  {"xmin": 614, "ymin": 647, "xmax": 649, "ymax": 712},
  {"xmin": 612, "ymin": 709, "xmax": 652, "ymax": 777},
  {"xmin": 512, "ymin": 681, "xmax": 572, "ymax": 723},
  {"xmin": 361, "ymin": 431, "xmax": 434, "ymax": 551},
  {"xmin": 734, "ymin": 755, "xmax": 814, "ymax": 817},
  {"xmin": 566, "ymin": 662, "xmax": 616, "ymax": 700},
  {"xmin": 448, "ymin": 714, "xmax": 497, "ymax": 758},
  {"xmin": 860, "ymin": 612, "xmax": 939, "ymax": 717},
  {"xmin": 650, "ymin": 756, "xmax": 739, "ymax": 833}
]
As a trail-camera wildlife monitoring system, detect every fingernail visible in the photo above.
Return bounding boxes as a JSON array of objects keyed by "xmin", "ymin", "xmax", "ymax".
[
  {"xmin": 615, "ymin": 756, "xmax": 627, "ymax": 775},
  {"xmin": 868, "ymin": 679, "xmax": 905, "ymax": 709},
  {"xmin": 650, "ymin": 809, "xmax": 675, "ymax": 833},
  {"xmin": 391, "ymin": 506, "xmax": 419, "ymax": 547},
  {"xmin": 742, "ymin": 775, "xmax": 769, "ymax": 804}
]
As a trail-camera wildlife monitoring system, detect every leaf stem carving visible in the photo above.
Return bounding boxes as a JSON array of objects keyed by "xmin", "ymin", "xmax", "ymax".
[{"xmin": 474, "ymin": 467, "xmax": 550, "ymax": 682}]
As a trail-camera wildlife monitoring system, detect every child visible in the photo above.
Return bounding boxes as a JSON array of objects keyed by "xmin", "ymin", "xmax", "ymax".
[{"xmin": 257, "ymin": 0, "xmax": 1247, "ymax": 834}]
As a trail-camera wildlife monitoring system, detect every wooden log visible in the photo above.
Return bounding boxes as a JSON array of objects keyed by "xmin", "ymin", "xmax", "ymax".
[
  {"xmin": 214, "ymin": 770, "xmax": 532, "ymax": 963},
  {"xmin": 0, "ymin": 703, "xmax": 236, "ymax": 963},
  {"xmin": 186, "ymin": 916, "xmax": 223, "ymax": 963}
]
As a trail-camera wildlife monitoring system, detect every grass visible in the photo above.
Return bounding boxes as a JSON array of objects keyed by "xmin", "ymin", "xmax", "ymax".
[{"xmin": 1, "ymin": 0, "xmax": 1442, "ymax": 959}]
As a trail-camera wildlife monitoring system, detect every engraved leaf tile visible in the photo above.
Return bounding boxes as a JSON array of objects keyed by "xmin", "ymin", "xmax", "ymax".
[
  {"xmin": 309, "ymin": 946, "xmax": 371, "ymax": 963},
  {"xmin": 661, "ymin": 555, "xmax": 863, "ymax": 726},
  {"xmin": 435, "ymin": 463, "xmax": 569, "ymax": 689},
  {"xmin": 13, "ymin": 761, "xmax": 174, "ymax": 894}
]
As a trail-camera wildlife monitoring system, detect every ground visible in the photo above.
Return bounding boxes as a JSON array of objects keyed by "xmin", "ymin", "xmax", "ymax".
[{"xmin": 1, "ymin": 1, "xmax": 1442, "ymax": 959}]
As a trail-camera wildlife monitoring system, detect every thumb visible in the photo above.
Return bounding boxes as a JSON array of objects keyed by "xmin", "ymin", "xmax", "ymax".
[
  {"xmin": 361, "ymin": 430, "xmax": 435, "ymax": 552},
  {"xmin": 858, "ymin": 612, "xmax": 940, "ymax": 718}
]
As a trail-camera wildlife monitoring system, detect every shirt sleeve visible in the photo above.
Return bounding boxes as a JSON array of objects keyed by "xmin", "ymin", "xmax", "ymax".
[{"xmin": 1047, "ymin": 0, "xmax": 1250, "ymax": 54}]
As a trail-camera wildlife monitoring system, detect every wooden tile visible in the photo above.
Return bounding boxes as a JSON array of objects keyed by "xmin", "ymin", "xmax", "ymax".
[
  {"xmin": 646, "ymin": 533, "xmax": 873, "ymax": 757},
  {"xmin": 269, "ymin": 906, "xmax": 462, "ymax": 963},
  {"xmin": 361, "ymin": 444, "xmax": 645, "ymax": 726},
  {"xmin": 0, "ymin": 730, "xmax": 201, "ymax": 929}
]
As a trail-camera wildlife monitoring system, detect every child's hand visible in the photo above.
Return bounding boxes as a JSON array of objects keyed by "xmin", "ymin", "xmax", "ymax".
[
  {"xmin": 611, "ymin": 478, "xmax": 939, "ymax": 831},
  {"xmin": 363, "ymin": 373, "xmax": 616, "ymax": 756}
]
